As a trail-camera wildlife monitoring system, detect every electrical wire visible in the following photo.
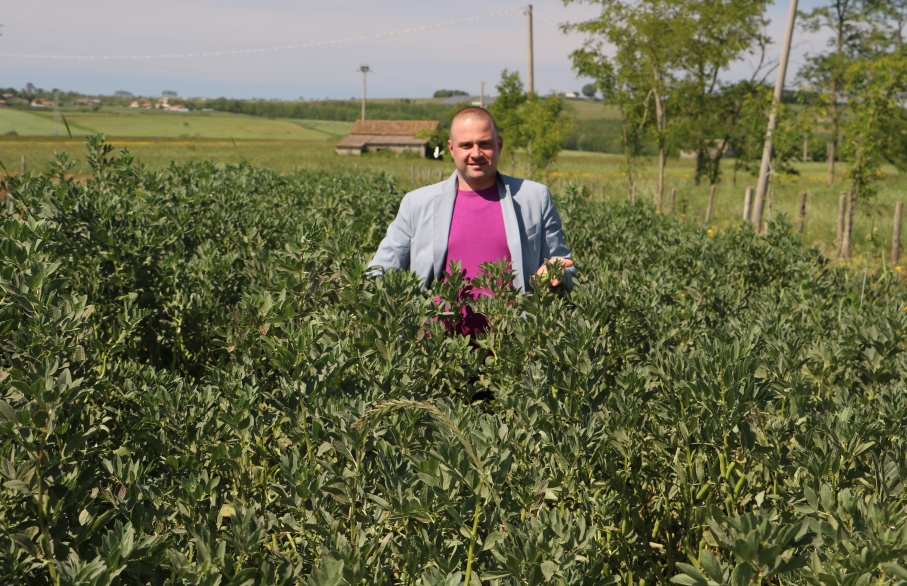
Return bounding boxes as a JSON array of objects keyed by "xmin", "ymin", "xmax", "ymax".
[{"xmin": 0, "ymin": 8, "xmax": 523, "ymax": 60}]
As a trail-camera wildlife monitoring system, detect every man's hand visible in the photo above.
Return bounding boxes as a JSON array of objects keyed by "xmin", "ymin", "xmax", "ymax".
[{"xmin": 535, "ymin": 257, "xmax": 574, "ymax": 288}]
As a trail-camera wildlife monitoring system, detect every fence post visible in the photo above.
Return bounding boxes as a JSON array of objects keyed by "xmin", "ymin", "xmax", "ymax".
[
  {"xmin": 670, "ymin": 188, "xmax": 676, "ymax": 213},
  {"xmin": 558, "ymin": 177, "xmax": 563, "ymax": 193},
  {"xmin": 706, "ymin": 184, "xmax": 717, "ymax": 223},
  {"xmin": 20, "ymin": 155, "xmax": 26, "ymax": 175},
  {"xmin": 837, "ymin": 192, "xmax": 848, "ymax": 258},
  {"xmin": 893, "ymin": 201, "xmax": 903, "ymax": 266},
  {"xmin": 797, "ymin": 191, "xmax": 808, "ymax": 234},
  {"xmin": 438, "ymin": 169, "xmax": 443, "ymax": 181},
  {"xmin": 743, "ymin": 186, "xmax": 753, "ymax": 222},
  {"xmin": 292, "ymin": 164, "xmax": 297, "ymax": 173}
]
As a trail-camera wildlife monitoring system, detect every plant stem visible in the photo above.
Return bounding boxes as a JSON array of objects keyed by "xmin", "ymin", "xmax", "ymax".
[{"xmin": 463, "ymin": 496, "xmax": 483, "ymax": 586}]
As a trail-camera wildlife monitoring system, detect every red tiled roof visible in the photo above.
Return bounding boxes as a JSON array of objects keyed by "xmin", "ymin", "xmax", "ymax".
[{"xmin": 349, "ymin": 120, "xmax": 438, "ymax": 136}]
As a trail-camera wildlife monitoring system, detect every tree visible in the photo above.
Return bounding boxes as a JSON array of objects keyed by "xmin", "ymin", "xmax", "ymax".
[
  {"xmin": 565, "ymin": 0, "xmax": 772, "ymax": 203},
  {"xmin": 489, "ymin": 70, "xmax": 571, "ymax": 181},
  {"xmin": 798, "ymin": 0, "xmax": 881, "ymax": 185},
  {"xmin": 581, "ymin": 83, "xmax": 598, "ymax": 98},
  {"xmin": 837, "ymin": 46, "xmax": 907, "ymax": 257},
  {"xmin": 565, "ymin": 0, "xmax": 682, "ymax": 207}
]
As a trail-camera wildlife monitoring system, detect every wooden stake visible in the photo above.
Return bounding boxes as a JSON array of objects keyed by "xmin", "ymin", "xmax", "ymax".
[
  {"xmin": 836, "ymin": 192, "xmax": 847, "ymax": 257},
  {"xmin": 892, "ymin": 201, "xmax": 903, "ymax": 266},
  {"xmin": 706, "ymin": 184, "xmax": 717, "ymax": 223},
  {"xmin": 438, "ymin": 169, "xmax": 443, "ymax": 181},
  {"xmin": 670, "ymin": 188, "xmax": 676, "ymax": 213},
  {"xmin": 558, "ymin": 177, "xmax": 563, "ymax": 193},
  {"xmin": 20, "ymin": 155, "xmax": 26, "ymax": 175},
  {"xmin": 797, "ymin": 191, "xmax": 808, "ymax": 234},
  {"xmin": 743, "ymin": 186, "xmax": 753, "ymax": 222},
  {"xmin": 293, "ymin": 164, "xmax": 297, "ymax": 173}
]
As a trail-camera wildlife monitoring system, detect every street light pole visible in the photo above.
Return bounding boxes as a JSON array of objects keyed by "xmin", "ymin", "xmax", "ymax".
[{"xmin": 359, "ymin": 65, "xmax": 371, "ymax": 120}]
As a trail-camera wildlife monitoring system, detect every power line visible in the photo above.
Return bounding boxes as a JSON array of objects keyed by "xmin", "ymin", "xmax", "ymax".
[{"xmin": 0, "ymin": 8, "xmax": 522, "ymax": 61}]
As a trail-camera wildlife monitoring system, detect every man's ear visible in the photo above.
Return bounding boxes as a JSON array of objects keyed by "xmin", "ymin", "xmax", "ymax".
[{"xmin": 447, "ymin": 139, "xmax": 453, "ymax": 152}]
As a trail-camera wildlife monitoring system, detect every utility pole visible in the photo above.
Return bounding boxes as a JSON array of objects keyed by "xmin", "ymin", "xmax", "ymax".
[
  {"xmin": 752, "ymin": 0, "xmax": 798, "ymax": 232},
  {"xmin": 480, "ymin": 81, "xmax": 485, "ymax": 108},
  {"xmin": 359, "ymin": 65, "xmax": 371, "ymax": 120},
  {"xmin": 526, "ymin": 4, "xmax": 534, "ymax": 94},
  {"xmin": 53, "ymin": 89, "xmax": 61, "ymax": 136}
]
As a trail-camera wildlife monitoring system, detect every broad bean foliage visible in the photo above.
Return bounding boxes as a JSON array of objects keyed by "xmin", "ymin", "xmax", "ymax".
[{"xmin": 2, "ymin": 137, "xmax": 907, "ymax": 585}]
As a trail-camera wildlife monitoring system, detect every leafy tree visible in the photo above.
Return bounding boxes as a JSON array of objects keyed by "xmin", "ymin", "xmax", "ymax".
[
  {"xmin": 581, "ymin": 83, "xmax": 598, "ymax": 98},
  {"xmin": 433, "ymin": 89, "xmax": 470, "ymax": 98},
  {"xmin": 490, "ymin": 70, "xmax": 571, "ymax": 181},
  {"xmin": 837, "ymin": 46, "xmax": 907, "ymax": 257},
  {"xmin": 798, "ymin": 0, "xmax": 884, "ymax": 185},
  {"xmin": 565, "ymin": 0, "xmax": 771, "ymax": 201}
]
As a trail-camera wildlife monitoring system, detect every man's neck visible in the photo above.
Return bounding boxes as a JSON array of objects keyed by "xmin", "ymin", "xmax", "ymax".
[{"xmin": 457, "ymin": 174, "xmax": 498, "ymax": 192}]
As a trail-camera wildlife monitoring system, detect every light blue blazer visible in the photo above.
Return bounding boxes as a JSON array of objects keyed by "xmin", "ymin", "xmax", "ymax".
[{"xmin": 368, "ymin": 171, "xmax": 574, "ymax": 292}]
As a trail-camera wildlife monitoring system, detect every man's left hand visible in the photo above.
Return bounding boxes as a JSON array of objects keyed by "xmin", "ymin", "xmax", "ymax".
[{"xmin": 536, "ymin": 257, "xmax": 574, "ymax": 289}]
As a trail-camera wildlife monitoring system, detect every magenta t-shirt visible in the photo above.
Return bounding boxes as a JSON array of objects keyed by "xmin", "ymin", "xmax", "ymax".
[{"xmin": 444, "ymin": 186, "xmax": 512, "ymax": 283}]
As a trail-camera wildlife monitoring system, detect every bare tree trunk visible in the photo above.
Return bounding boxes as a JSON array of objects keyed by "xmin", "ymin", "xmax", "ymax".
[
  {"xmin": 652, "ymin": 68, "xmax": 666, "ymax": 210},
  {"xmin": 826, "ymin": 140, "xmax": 836, "ymax": 186}
]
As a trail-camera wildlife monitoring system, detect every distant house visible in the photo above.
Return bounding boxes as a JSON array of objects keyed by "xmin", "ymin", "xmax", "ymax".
[
  {"xmin": 0, "ymin": 100, "xmax": 6, "ymax": 107},
  {"xmin": 336, "ymin": 120, "xmax": 439, "ymax": 158},
  {"xmin": 129, "ymin": 101, "xmax": 141, "ymax": 108},
  {"xmin": 30, "ymin": 98, "xmax": 48, "ymax": 108}
]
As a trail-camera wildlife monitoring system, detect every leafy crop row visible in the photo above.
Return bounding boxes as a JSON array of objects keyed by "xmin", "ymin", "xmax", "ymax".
[{"xmin": 2, "ymin": 137, "xmax": 907, "ymax": 585}]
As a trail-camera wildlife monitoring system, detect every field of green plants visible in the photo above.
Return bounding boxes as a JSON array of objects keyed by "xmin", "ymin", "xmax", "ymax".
[{"xmin": 2, "ymin": 138, "xmax": 907, "ymax": 585}]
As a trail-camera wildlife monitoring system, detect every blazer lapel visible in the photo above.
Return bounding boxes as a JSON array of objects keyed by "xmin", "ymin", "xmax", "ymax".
[
  {"xmin": 432, "ymin": 172, "xmax": 459, "ymax": 280},
  {"xmin": 498, "ymin": 175, "xmax": 525, "ymax": 291}
]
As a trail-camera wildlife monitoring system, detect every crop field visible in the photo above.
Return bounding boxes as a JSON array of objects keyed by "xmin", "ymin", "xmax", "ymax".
[
  {"xmin": 2, "ymin": 138, "xmax": 907, "ymax": 584},
  {"xmin": 0, "ymin": 107, "xmax": 353, "ymax": 141},
  {"xmin": 2, "ymin": 128, "xmax": 905, "ymax": 265}
]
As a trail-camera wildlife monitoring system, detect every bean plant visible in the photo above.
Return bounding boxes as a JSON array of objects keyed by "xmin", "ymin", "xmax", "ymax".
[{"xmin": 1, "ymin": 136, "xmax": 907, "ymax": 585}]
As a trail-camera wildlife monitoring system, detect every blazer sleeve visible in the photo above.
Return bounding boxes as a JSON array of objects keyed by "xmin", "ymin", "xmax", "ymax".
[
  {"xmin": 368, "ymin": 194, "xmax": 413, "ymax": 273},
  {"xmin": 540, "ymin": 191, "xmax": 577, "ymax": 288}
]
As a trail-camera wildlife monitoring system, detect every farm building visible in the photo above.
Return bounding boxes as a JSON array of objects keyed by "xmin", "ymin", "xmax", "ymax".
[{"xmin": 335, "ymin": 120, "xmax": 439, "ymax": 157}]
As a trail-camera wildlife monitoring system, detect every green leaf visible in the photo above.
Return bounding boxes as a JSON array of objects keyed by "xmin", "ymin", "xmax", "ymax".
[
  {"xmin": 482, "ymin": 531, "xmax": 506, "ymax": 551},
  {"xmin": 730, "ymin": 563, "xmax": 754, "ymax": 586},
  {"xmin": 309, "ymin": 556, "xmax": 344, "ymax": 586},
  {"xmin": 700, "ymin": 551, "xmax": 725, "ymax": 584},
  {"xmin": 882, "ymin": 563, "xmax": 907, "ymax": 581},
  {"xmin": 540, "ymin": 561, "xmax": 558, "ymax": 581}
]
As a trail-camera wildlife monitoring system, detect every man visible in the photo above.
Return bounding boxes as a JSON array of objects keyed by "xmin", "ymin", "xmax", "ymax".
[{"xmin": 368, "ymin": 106, "xmax": 574, "ymax": 292}]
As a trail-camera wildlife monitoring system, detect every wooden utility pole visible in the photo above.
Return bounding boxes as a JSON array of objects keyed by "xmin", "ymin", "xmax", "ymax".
[
  {"xmin": 752, "ymin": 0, "xmax": 798, "ymax": 231},
  {"xmin": 359, "ymin": 65, "xmax": 371, "ymax": 121},
  {"xmin": 526, "ymin": 5, "xmax": 534, "ymax": 94},
  {"xmin": 480, "ymin": 81, "xmax": 485, "ymax": 108}
]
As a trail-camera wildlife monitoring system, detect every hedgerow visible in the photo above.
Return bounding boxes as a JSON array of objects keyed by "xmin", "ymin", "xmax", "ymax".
[{"xmin": 2, "ymin": 137, "xmax": 907, "ymax": 585}]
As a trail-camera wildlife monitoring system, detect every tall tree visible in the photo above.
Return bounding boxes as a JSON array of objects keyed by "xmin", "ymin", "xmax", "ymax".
[
  {"xmin": 565, "ymin": 0, "xmax": 771, "ymax": 203},
  {"xmin": 490, "ymin": 71, "xmax": 571, "ymax": 181},
  {"xmin": 798, "ymin": 0, "xmax": 880, "ymax": 185},
  {"xmin": 565, "ymin": 0, "xmax": 682, "ymax": 208}
]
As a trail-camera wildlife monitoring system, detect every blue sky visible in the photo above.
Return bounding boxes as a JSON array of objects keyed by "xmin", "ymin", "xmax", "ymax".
[{"xmin": 2, "ymin": 0, "xmax": 827, "ymax": 100}]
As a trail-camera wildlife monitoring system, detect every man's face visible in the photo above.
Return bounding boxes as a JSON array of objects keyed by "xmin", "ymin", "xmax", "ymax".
[{"xmin": 447, "ymin": 115, "xmax": 503, "ymax": 191}]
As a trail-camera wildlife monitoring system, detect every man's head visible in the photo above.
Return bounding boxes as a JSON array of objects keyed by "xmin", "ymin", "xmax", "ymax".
[{"xmin": 447, "ymin": 107, "xmax": 503, "ymax": 191}]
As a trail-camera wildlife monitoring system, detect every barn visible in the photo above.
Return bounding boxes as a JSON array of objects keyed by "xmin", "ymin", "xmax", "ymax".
[{"xmin": 335, "ymin": 120, "xmax": 439, "ymax": 158}]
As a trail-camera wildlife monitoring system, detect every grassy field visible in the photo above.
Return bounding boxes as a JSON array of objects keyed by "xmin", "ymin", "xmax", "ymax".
[
  {"xmin": 0, "ymin": 105, "xmax": 903, "ymax": 265},
  {"xmin": 0, "ymin": 107, "xmax": 353, "ymax": 140}
]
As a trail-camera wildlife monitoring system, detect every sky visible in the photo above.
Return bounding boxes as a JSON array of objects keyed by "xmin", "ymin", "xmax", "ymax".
[{"xmin": 1, "ymin": 0, "xmax": 828, "ymax": 100}]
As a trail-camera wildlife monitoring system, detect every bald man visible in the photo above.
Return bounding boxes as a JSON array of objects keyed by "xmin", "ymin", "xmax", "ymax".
[{"xmin": 368, "ymin": 107, "xmax": 574, "ymax": 293}]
